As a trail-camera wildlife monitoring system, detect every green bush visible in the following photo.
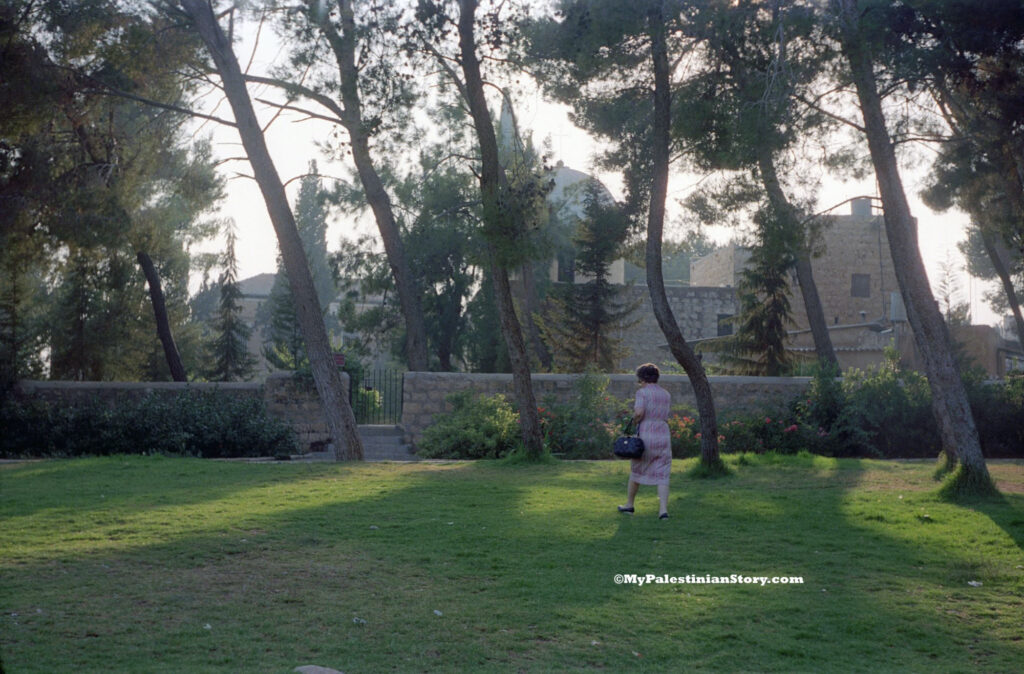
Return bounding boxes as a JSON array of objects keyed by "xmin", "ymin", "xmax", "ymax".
[
  {"xmin": 777, "ymin": 352, "xmax": 1023, "ymax": 459},
  {"xmin": 969, "ymin": 374, "xmax": 1024, "ymax": 457},
  {"xmin": 841, "ymin": 354, "xmax": 938, "ymax": 457},
  {"xmin": 0, "ymin": 392, "xmax": 297, "ymax": 459},
  {"xmin": 788, "ymin": 364, "xmax": 871, "ymax": 457},
  {"xmin": 417, "ymin": 390, "xmax": 521, "ymax": 459},
  {"xmin": 539, "ymin": 372, "xmax": 620, "ymax": 459},
  {"xmin": 351, "ymin": 387, "xmax": 384, "ymax": 424}
]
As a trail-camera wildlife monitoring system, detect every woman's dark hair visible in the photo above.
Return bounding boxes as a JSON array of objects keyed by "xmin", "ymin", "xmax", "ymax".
[{"xmin": 636, "ymin": 363, "xmax": 660, "ymax": 383}]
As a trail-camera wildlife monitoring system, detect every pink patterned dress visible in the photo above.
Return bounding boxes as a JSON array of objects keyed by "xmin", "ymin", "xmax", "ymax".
[{"xmin": 631, "ymin": 383, "xmax": 672, "ymax": 486}]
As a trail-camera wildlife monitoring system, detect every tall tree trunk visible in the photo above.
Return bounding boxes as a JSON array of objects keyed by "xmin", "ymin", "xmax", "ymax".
[
  {"xmin": 756, "ymin": 149, "xmax": 839, "ymax": 369},
  {"xmin": 136, "ymin": 251, "xmax": 187, "ymax": 382},
  {"xmin": 317, "ymin": 0, "xmax": 429, "ymax": 372},
  {"xmin": 180, "ymin": 0, "xmax": 363, "ymax": 460},
  {"xmin": 980, "ymin": 228, "xmax": 1024, "ymax": 350},
  {"xmin": 648, "ymin": 3, "xmax": 722, "ymax": 470},
  {"xmin": 835, "ymin": 0, "xmax": 992, "ymax": 493},
  {"xmin": 457, "ymin": 0, "xmax": 543, "ymax": 457}
]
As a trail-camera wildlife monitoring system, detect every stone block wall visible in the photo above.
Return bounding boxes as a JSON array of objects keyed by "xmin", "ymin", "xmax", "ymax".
[
  {"xmin": 14, "ymin": 379, "xmax": 262, "ymax": 406},
  {"xmin": 402, "ymin": 372, "xmax": 810, "ymax": 445},
  {"xmin": 687, "ymin": 211, "xmax": 898, "ymax": 334},
  {"xmin": 690, "ymin": 246, "xmax": 751, "ymax": 288},
  {"xmin": 262, "ymin": 373, "xmax": 348, "ymax": 451},
  {"xmin": 795, "ymin": 214, "xmax": 897, "ymax": 329},
  {"xmin": 613, "ymin": 285, "xmax": 737, "ymax": 371},
  {"xmin": 15, "ymin": 372, "xmax": 811, "ymax": 455}
]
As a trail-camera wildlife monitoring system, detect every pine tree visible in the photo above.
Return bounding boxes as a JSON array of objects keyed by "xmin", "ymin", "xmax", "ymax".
[
  {"xmin": 207, "ymin": 221, "xmax": 256, "ymax": 381},
  {"xmin": 175, "ymin": 0, "xmax": 363, "ymax": 459},
  {"xmin": 831, "ymin": 0, "xmax": 994, "ymax": 495},
  {"xmin": 262, "ymin": 165, "xmax": 338, "ymax": 371},
  {"xmin": 2, "ymin": 2, "xmax": 223, "ymax": 382},
  {"xmin": 294, "ymin": 162, "xmax": 338, "ymax": 324},
  {"xmin": 263, "ymin": 265, "xmax": 309, "ymax": 371},
  {"xmin": 0, "ymin": 238, "xmax": 46, "ymax": 392},
  {"xmin": 726, "ymin": 208, "xmax": 797, "ymax": 376},
  {"xmin": 540, "ymin": 181, "xmax": 636, "ymax": 372}
]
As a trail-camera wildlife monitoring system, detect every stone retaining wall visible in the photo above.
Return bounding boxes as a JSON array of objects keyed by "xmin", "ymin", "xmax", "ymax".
[
  {"xmin": 402, "ymin": 372, "xmax": 811, "ymax": 445},
  {"xmin": 15, "ymin": 372, "xmax": 811, "ymax": 453}
]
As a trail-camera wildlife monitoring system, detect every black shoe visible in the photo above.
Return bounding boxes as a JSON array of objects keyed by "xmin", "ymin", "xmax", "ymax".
[
  {"xmin": 658, "ymin": 512, "xmax": 669, "ymax": 520},
  {"xmin": 617, "ymin": 506, "xmax": 635, "ymax": 513}
]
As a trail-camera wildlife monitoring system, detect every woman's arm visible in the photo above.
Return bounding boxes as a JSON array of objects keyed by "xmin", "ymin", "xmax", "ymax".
[{"xmin": 633, "ymin": 390, "xmax": 646, "ymax": 426}]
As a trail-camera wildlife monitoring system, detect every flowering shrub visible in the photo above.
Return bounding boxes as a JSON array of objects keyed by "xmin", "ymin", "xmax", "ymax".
[
  {"xmin": 779, "ymin": 352, "xmax": 1021, "ymax": 459},
  {"xmin": 787, "ymin": 364, "xmax": 870, "ymax": 457},
  {"xmin": 714, "ymin": 415, "xmax": 818, "ymax": 454},
  {"xmin": 666, "ymin": 410, "xmax": 701, "ymax": 458}
]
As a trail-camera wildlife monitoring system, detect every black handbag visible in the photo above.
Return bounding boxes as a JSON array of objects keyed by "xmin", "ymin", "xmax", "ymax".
[{"xmin": 613, "ymin": 422, "xmax": 645, "ymax": 459}]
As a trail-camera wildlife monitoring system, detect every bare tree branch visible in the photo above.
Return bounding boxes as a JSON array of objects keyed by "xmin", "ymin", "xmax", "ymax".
[
  {"xmin": 244, "ymin": 73, "xmax": 348, "ymax": 124},
  {"xmin": 91, "ymin": 84, "xmax": 237, "ymax": 127},
  {"xmin": 419, "ymin": 40, "xmax": 470, "ymax": 103},
  {"xmin": 794, "ymin": 92, "xmax": 864, "ymax": 132}
]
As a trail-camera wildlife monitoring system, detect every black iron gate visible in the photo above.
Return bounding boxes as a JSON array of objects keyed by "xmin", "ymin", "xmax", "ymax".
[{"xmin": 350, "ymin": 369, "xmax": 403, "ymax": 424}]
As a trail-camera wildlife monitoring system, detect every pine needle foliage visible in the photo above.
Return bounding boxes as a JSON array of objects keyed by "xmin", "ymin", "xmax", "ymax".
[
  {"xmin": 539, "ymin": 181, "xmax": 637, "ymax": 372},
  {"xmin": 723, "ymin": 207, "xmax": 797, "ymax": 376},
  {"xmin": 206, "ymin": 221, "xmax": 256, "ymax": 382}
]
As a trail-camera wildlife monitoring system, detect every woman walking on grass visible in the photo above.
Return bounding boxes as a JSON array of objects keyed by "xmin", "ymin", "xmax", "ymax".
[{"xmin": 618, "ymin": 363, "xmax": 672, "ymax": 519}]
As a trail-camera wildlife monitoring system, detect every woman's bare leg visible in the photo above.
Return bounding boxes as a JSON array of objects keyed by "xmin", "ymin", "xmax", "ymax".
[
  {"xmin": 657, "ymin": 483, "xmax": 669, "ymax": 516},
  {"xmin": 623, "ymin": 479, "xmax": 640, "ymax": 509}
]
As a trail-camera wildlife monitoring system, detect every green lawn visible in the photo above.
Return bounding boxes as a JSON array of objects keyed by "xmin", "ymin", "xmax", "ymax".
[{"xmin": 2, "ymin": 455, "xmax": 1023, "ymax": 673}]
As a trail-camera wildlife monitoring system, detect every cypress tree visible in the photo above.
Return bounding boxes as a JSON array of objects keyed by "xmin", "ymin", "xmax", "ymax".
[{"xmin": 207, "ymin": 221, "xmax": 256, "ymax": 381}]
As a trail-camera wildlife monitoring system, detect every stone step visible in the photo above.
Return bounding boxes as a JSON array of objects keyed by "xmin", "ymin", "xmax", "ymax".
[
  {"xmin": 358, "ymin": 425, "xmax": 417, "ymax": 461},
  {"xmin": 358, "ymin": 424, "xmax": 404, "ymax": 437},
  {"xmin": 362, "ymin": 444, "xmax": 418, "ymax": 461},
  {"xmin": 361, "ymin": 435, "xmax": 405, "ymax": 448},
  {"xmin": 293, "ymin": 427, "xmax": 417, "ymax": 461}
]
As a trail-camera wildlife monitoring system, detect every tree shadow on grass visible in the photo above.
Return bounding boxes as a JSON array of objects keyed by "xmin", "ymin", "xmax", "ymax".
[
  {"xmin": 597, "ymin": 456, "xmax": 1024, "ymax": 671},
  {"xmin": 0, "ymin": 456, "xmax": 336, "ymax": 519},
  {"xmin": 962, "ymin": 462, "xmax": 1024, "ymax": 553},
  {"xmin": 3, "ymin": 457, "xmax": 1023, "ymax": 672},
  {"xmin": 963, "ymin": 494, "xmax": 1024, "ymax": 553}
]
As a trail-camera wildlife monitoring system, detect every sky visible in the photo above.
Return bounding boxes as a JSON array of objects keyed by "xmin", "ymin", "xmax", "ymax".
[{"xmin": 193, "ymin": 15, "xmax": 1004, "ymax": 330}]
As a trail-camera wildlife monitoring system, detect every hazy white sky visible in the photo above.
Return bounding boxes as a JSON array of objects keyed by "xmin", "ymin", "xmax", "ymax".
[{"xmin": 194, "ymin": 16, "xmax": 1002, "ymax": 328}]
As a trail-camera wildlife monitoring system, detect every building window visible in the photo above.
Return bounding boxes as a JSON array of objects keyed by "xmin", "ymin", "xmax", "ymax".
[
  {"xmin": 717, "ymin": 313, "xmax": 734, "ymax": 337},
  {"xmin": 851, "ymin": 273, "xmax": 871, "ymax": 298}
]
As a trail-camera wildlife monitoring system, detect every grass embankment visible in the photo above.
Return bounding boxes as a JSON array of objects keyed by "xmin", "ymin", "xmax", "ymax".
[{"xmin": 2, "ymin": 455, "xmax": 1023, "ymax": 672}]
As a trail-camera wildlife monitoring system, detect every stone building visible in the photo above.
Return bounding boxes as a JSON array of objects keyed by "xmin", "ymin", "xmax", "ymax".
[
  {"xmin": 610, "ymin": 285, "xmax": 737, "ymax": 371},
  {"xmin": 687, "ymin": 197, "xmax": 1023, "ymax": 376},
  {"xmin": 236, "ymin": 272, "xmax": 276, "ymax": 375},
  {"xmin": 793, "ymin": 197, "xmax": 898, "ymax": 330},
  {"xmin": 685, "ymin": 198, "xmax": 905, "ymax": 371}
]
